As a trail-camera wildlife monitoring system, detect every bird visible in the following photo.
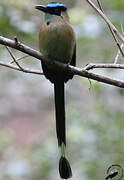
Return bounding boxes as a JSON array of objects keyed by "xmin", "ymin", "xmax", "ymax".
[
  {"xmin": 105, "ymin": 169, "xmax": 118, "ymax": 179},
  {"xmin": 35, "ymin": 2, "xmax": 76, "ymax": 179}
]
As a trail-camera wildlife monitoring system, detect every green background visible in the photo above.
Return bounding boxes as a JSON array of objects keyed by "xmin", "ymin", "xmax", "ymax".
[{"xmin": 0, "ymin": 0, "xmax": 124, "ymax": 179}]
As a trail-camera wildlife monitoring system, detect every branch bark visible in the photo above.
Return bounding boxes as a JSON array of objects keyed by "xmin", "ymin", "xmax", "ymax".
[
  {"xmin": 0, "ymin": 35, "xmax": 44, "ymax": 61},
  {"xmin": 84, "ymin": 63, "xmax": 124, "ymax": 70},
  {"xmin": 0, "ymin": 35, "xmax": 124, "ymax": 88}
]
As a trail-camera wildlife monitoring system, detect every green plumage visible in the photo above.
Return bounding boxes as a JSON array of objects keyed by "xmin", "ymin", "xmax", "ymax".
[
  {"xmin": 39, "ymin": 16, "xmax": 75, "ymax": 63},
  {"xmin": 36, "ymin": 3, "xmax": 76, "ymax": 179}
]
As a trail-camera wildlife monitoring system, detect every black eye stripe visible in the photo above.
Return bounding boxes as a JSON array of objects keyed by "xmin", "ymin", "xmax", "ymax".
[{"xmin": 47, "ymin": 6, "xmax": 66, "ymax": 12}]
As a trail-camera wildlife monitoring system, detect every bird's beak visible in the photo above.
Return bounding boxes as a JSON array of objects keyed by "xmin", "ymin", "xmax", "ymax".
[{"xmin": 35, "ymin": 5, "xmax": 47, "ymax": 13}]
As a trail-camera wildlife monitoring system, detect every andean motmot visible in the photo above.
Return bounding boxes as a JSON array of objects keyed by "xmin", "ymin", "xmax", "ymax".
[{"xmin": 35, "ymin": 2, "xmax": 76, "ymax": 179}]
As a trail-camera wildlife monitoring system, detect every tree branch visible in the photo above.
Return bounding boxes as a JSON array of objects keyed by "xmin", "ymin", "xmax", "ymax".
[
  {"xmin": 95, "ymin": 0, "xmax": 124, "ymax": 58},
  {"xmin": 0, "ymin": 35, "xmax": 44, "ymax": 61},
  {"xmin": 10, "ymin": 55, "xmax": 29, "ymax": 64},
  {"xmin": 5, "ymin": 45, "xmax": 24, "ymax": 71},
  {"xmin": 0, "ymin": 60, "xmax": 42, "ymax": 75},
  {"xmin": 0, "ymin": 35, "xmax": 124, "ymax": 88},
  {"xmin": 83, "ymin": 63, "xmax": 124, "ymax": 70},
  {"xmin": 114, "ymin": 24, "xmax": 124, "ymax": 63},
  {"xmin": 86, "ymin": 0, "xmax": 124, "ymax": 43},
  {"xmin": 68, "ymin": 65, "xmax": 124, "ymax": 88}
]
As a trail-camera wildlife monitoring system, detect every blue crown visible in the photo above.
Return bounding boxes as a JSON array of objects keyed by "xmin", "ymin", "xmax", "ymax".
[{"xmin": 47, "ymin": 2, "xmax": 67, "ymax": 9}]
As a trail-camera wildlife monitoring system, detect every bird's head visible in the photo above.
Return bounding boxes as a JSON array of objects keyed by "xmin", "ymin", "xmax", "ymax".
[{"xmin": 35, "ymin": 2, "xmax": 67, "ymax": 16}]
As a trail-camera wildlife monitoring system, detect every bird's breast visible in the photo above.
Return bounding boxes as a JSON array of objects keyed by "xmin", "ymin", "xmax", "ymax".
[{"xmin": 39, "ymin": 18, "xmax": 75, "ymax": 63}]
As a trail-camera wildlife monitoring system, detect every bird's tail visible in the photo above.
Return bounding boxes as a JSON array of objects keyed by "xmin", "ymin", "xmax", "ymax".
[{"xmin": 54, "ymin": 81, "xmax": 72, "ymax": 179}]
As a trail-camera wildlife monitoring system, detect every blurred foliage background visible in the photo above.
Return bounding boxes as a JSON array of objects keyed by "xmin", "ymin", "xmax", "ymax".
[{"xmin": 0, "ymin": 0, "xmax": 124, "ymax": 179}]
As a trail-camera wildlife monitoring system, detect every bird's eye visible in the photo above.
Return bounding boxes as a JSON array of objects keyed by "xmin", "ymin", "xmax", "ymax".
[{"xmin": 54, "ymin": 8, "xmax": 59, "ymax": 14}]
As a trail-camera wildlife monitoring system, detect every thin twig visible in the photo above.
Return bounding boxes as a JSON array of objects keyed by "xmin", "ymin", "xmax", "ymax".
[
  {"xmin": 14, "ymin": 36, "xmax": 19, "ymax": 45},
  {"xmin": 96, "ymin": 0, "xmax": 104, "ymax": 12},
  {"xmin": 10, "ymin": 55, "xmax": 29, "ymax": 64},
  {"xmin": 5, "ymin": 46, "xmax": 24, "ymax": 71},
  {"xmin": 114, "ymin": 44, "xmax": 124, "ymax": 64},
  {"xmin": 88, "ymin": 78, "xmax": 92, "ymax": 91},
  {"xmin": 114, "ymin": 24, "xmax": 124, "ymax": 63},
  {"xmin": 86, "ymin": 0, "xmax": 124, "ymax": 43},
  {"xmin": 83, "ymin": 63, "xmax": 124, "ymax": 70},
  {"xmin": 0, "ymin": 60, "xmax": 43, "ymax": 75},
  {"xmin": 96, "ymin": 0, "xmax": 124, "ymax": 58},
  {"xmin": 121, "ymin": 23, "xmax": 124, "ymax": 35}
]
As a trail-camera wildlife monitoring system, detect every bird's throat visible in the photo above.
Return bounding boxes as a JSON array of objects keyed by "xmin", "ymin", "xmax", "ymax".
[{"xmin": 45, "ymin": 13, "xmax": 56, "ymax": 22}]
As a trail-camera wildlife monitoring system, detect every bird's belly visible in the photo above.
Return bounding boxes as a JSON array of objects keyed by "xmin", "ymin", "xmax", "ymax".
[{"xmin": 39, "ymin": 23, "xmax": 75, "ymax": 63}]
